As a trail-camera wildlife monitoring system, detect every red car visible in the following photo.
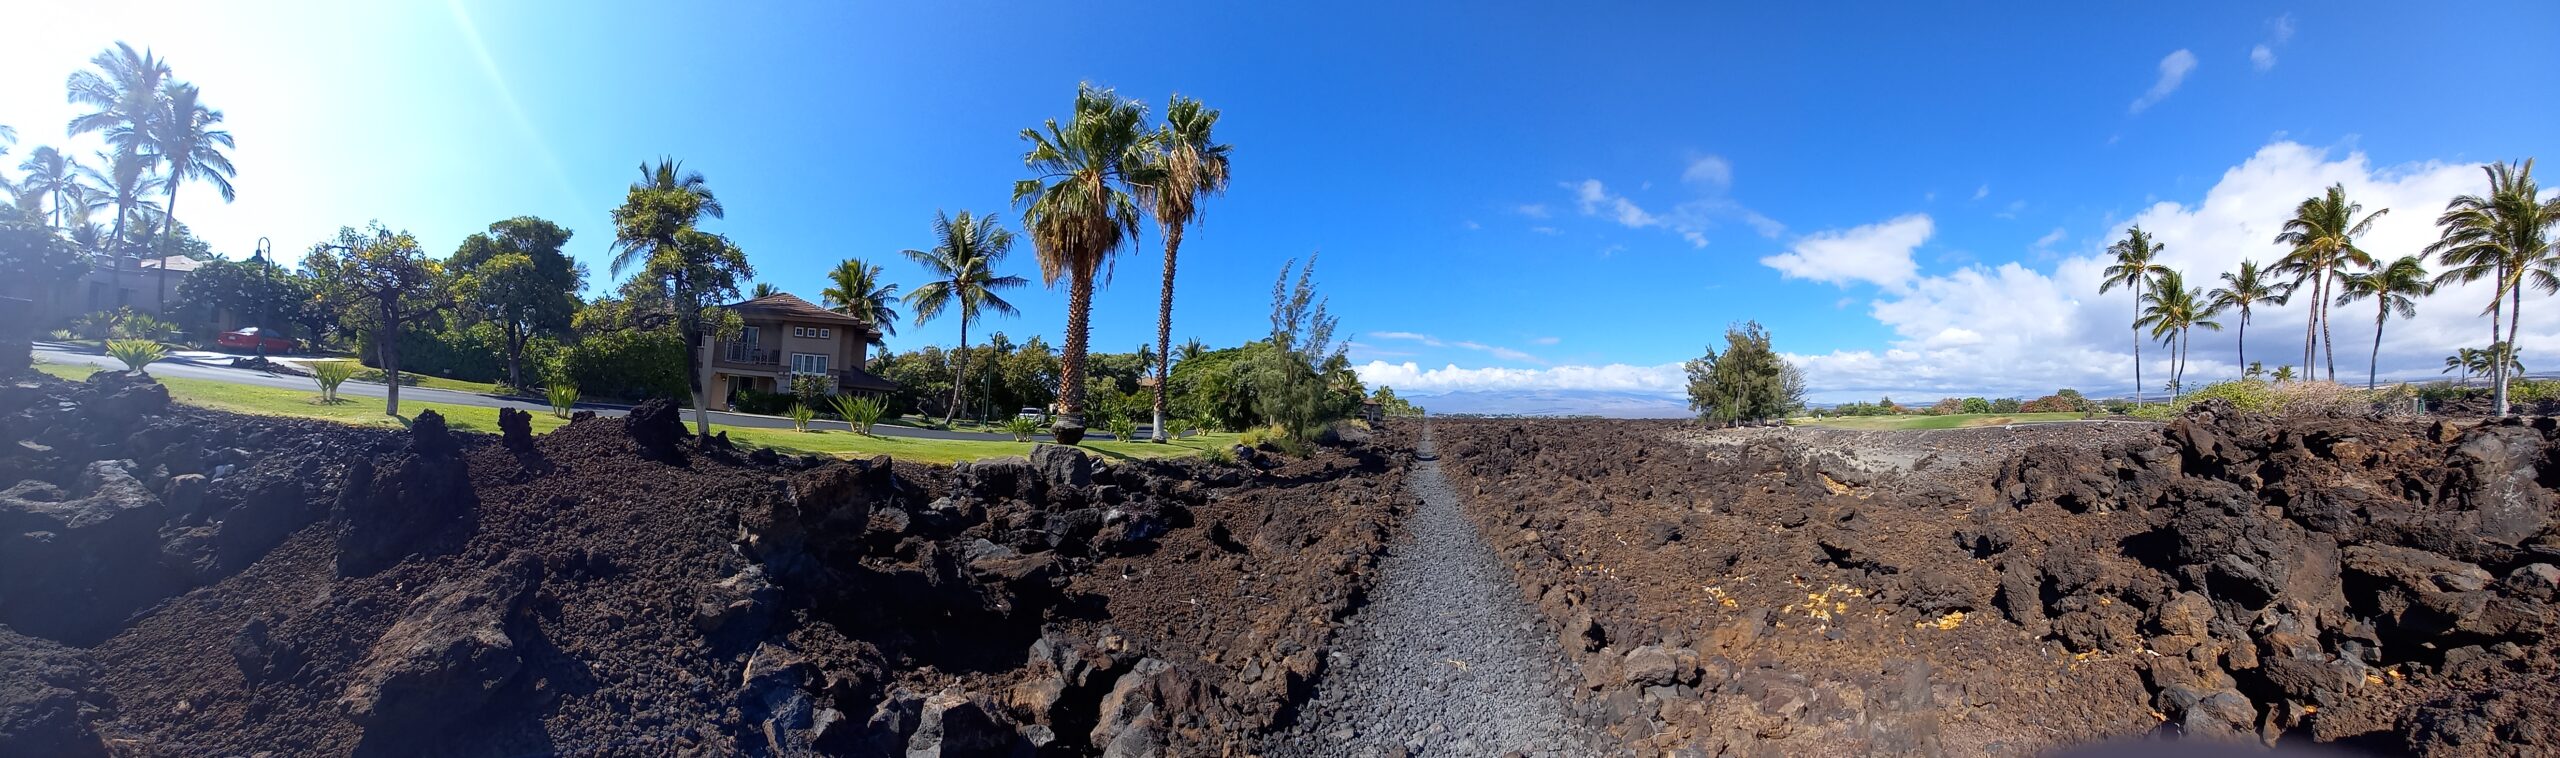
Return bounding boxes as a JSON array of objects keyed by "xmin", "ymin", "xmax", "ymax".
[{"xmin": 216, "ymin": 327, "xmax": 296, "ymax": 354}]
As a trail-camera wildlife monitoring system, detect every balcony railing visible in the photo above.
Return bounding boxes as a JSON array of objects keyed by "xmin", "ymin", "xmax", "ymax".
[{"xmin": 721, "ymin": 342, "xmax": 779, "ymax": 365}]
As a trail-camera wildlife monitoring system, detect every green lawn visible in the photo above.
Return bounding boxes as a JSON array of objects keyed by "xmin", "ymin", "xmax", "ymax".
[
  {"xmin": 1790, "ymin": 411, "xmax": 2091, "ymax": 431},
  {"xmin": 306, "ymin": 359, "xmax": 509, "ymax": 395},
  {"xmin": 34, "ymin": 361, "xmax": 1235, "ymax": 464}
]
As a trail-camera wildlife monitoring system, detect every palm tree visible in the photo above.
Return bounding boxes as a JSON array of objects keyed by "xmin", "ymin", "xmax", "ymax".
[
  {"xmin": 904, "ymin": 210, "xmax": 1027, "ymax": 426},
  {"xmin": 749, "ymin": 282, "xmax": 780, "ymax": 298},
  {"xmin": 16, "ymin": 147, "xmax": 88, "ymax": 227},
  {"xmin": 2274, "ymin": 184, "xmax": 2387, "ymax": 382},
  {"xmin": 609, "ymin": 157, "xmax": 740, "ymax": 438},
  {"xmin": 2136, "ymin": 269, "xmax": 2222, "ymax": 399},
  {"xmin": 65, "ymin": 43, "xmax": 172, "ymax": 156},
  {"xmin": 2445, "ymin": 348, "xmax": 2481, "ymax": 383},
  {"xmin": 608, "ymin": 157, "xmax": 722, "ymax": 275},
  {"xmin": 1175, "ymin": 337, "xmax": 1207, "ymax": 365},
  {"xmin": 146, "ymin": 83, "xmax": 234, "ymax": 259},
  {"xmin": 2333, "ymin": 255, "xmax": 2433, "ymax": 390},
  {"xmin": 820, "ymin": 258, "xmax": 900, "ymax": 347},
  {"xmin": 1134, "ymin": 95, "xmax": 1231, "ymax": 442},
  {"xmin": 2100, "ymin": 226, "xmax": 2170, "ymax": 406},
  {"xmin": 2426, "ymin": 160, "xmax": 2560, "ymax": 416},
  {"xmin": 1013, "ymin": 83, "xmax": 1156, "ymax": 444},
  {"xmin": 78, "ymin": 149, "xmax": 160, "ymax": 267},
  {"xmin": 2273, "ymin": 365, "xmax": 2296, "ymax": 383},
  {"xmin": 2208, "ymin": 259, "xmax": 2292, "ymax": 376}
]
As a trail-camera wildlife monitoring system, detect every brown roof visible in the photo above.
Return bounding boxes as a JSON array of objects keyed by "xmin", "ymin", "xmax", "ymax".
[
  {"xmin": 839, "ymin": 363, "xmax": 897, "ymax": 392},
  {"xmin": 724, "ymin": 292, "xmax": 867, "ymax": 328}
]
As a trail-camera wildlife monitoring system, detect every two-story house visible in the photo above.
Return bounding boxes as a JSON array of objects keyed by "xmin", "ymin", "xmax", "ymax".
[{"xmin": 700, "ymin": 292, "xmax": 897, "ymax": 410}]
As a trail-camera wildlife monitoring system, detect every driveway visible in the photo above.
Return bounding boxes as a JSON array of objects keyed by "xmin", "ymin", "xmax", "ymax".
[{"xmin": 30, "ymin": 342, "xmax": 1047, "ymax": 442}]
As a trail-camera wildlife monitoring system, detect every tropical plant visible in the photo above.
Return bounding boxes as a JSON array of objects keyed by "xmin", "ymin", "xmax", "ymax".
[
  {"xmin": 15, "ymin": 147, "xmax": 87, "ymax": 227},
  {"xmin": 749, "ymin": 282, "xmax": 780, "ymax": 298},
  {"xmin": 114, "ymin": 312, "xmax": 177, "ymax": 341},
  {"xmin": 2208, "ymin": 259, "xmax": 2292, "ymax": 377},
  {"xmin": 831, "ymin": 393, "xmax": 887, "ymax": 436},
  {"xmin": 820, "ymin": 257, "xmax": 900, "ymax": 347},
  {"xmin": 2274, "ymin": 184, "xmax": 2387, "ymax": 382},
  {"xmin": 1013, "ymin": 83, "xmax": 1158, "ymax": 443},
  {"xmin": 547, "ymin": 383, "xmax": 580, "ymax": 418},
  {"xmin": 2334, "ymin": 255, "xmax": 2433, "ymax": 390},
  {"xmin": 2426, "ymin": 159, "xmax": 2560, "ymax": 417},
  {"xmin": 79, "ymin": 149, "xmax": 158, "ymax": 266},
  {"xmin": 1134, "ymin": 95, "xmax": 1232, "ymax": 442},
  {"xmin": 786, "ymin": 403, "xmax": 816, "ymax": 432},
  {"xmin": 1106, "ymin": 413, "xmax": 1139, "ymax": 443},
  {"xmin": 1165, "ymin": 417, "xmax": 1196, "ymax": 440},
  {"xmin": 1199, "ymin": 443, "xmax": 1236, "ymax": 466},
  {"xmin": 146, "ymin": 82, "xmax": 234, "ymax": 305},
  {"xmin": 611, "ymin": 157, "xmax": 749, "ymax": 438},
  {"xmin": 65, "ymin": 43, "xmax": 172, "ymax": 155},
  {"xmin": 1002, "ymin": 415, "xmax": 1042, "ymax": 442},
  {"xmin": 2272, "ymin": 365, "xmax": 2296, "ymax": 383},
  {"xmin": 2100, "ymin": 226, "xmax": 2171, "ymax": 406},
  {"xmin": 106, "ymin": 338, "xmax": 163, "ymax": 374},
  {"xmin": 306, "ymin": 224, "xmax": 444, "ymax": 416},
  {"xmin": 903, "ymin": 210, "xmax": 1028, "ymax": 427},
  {"xmin": 312, "ymin": 359, "xmax": 358, "ymax": 403},
  {"xmin": 2135, "ymin": 269, "xmax": 2222, "ymax": 399}
]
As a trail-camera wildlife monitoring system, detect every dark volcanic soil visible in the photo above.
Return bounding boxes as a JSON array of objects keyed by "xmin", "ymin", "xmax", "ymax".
[
  {"xmin": 0, "ymin": 369, "xmax": 1417, "ymax": 757},
  {"xmin": 1433, "ymin": 410, "xmax": 2560, "ymax": 757}
]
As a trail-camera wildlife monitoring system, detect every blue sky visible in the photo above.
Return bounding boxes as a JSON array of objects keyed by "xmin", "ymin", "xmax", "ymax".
[{"xmin": 5, "ymin": 2, "xmax": 2555, "ymax": 408}]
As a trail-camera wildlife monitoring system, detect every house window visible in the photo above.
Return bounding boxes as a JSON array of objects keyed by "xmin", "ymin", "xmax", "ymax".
[
  {"xmin": 740, "ymin": 326, "xmax": 760, "ymax": 344},
  {"xmin": 819, "ymin": 328, "xmax": 830, "ymax": 339},
  {"xmin": 791, "ymin": 353, "xmax": 831, "ymax": 375}
]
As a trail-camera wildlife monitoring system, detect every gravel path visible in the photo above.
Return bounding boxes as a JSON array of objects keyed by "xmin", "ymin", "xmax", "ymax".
[{"xmin": 1268, "ymin": 425, "xmax": 1603, "ymax": 757}]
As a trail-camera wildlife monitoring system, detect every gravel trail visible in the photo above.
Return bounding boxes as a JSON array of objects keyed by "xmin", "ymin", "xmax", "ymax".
[{"xmin": 1268, "ymin": 424, "xmax": 1604, "ymax": 757}]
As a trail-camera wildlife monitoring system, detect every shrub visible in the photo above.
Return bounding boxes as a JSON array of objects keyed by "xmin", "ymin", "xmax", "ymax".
[
  {"xmin": 1002, "ymin": 415, "xmax": 1042, "ymax": 442},
  {"xmin": 2132, "ymin": 379, "xmax": 2375, "ymax": 420},
  {"xmin": 1166, "ymin": 418, "xmax": 1196, "ymax": 440},
  {"xmin": 547, "ymin": 384, "xmax": 580, "ymax": 418},
  {"xmin": 1199, "ymin": 444, "xmax": 1237, "ymax": 466},
  {"xmin": 312, "ymin": 360, "xmax": 359, "ymax": 403},
  {"xmin": 730, "ymin": 388, "xmax": 797, "ymax": 416},
  {"xmin": 832, "ymin": 394, "xmax": 886, "ymax": 436},
  {"xmin": 1239, "ymin": 423, "xmax": 1307, "ymax": 457},
  {"xmin": 561, "ymin": 329, "xmax": 687, "ymax": 402},
  {"xmin": 787, "ymin": 403, "xmax": 816, "ymax": 432},
  {"xmin": 106, "ymin": 339, "xmax": 164, "ymax": 374},
  {"xmin": 1106, "ymin": 414, "xmax": 1139, "ymax": 443},
  {"xmin": 791, "ymin": 374, "xmax": 832, "ymax": 404},
  {"xmin": 116, "ymin": 313, "xmax": 178, "ymax": 342},
  {"xmin": 70, "ymin": 311, "xmax": 119, "ymax": 340}
]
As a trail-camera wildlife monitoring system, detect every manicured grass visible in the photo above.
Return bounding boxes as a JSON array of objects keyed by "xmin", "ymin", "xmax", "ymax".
[
  {"xmin": 312, "ymin": 360, "xmax": 508, "ymax": 395},
  {"xmin": 1790, "ymin": 411, "xmax": 2091, "ymax": 431},
  {"xmin": 35, "ymin": 361, "xmax": 1236, "ymax": 465}
]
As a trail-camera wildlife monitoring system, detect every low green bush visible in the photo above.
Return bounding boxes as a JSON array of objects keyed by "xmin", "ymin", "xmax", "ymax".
[
  {"xmin": 787, "ymin": 403, "xmax": 816, "ymax": 432},
  {"xmin": 1106, "ymin": 414, "xmax": 1139, "ymax": 443},
  {"xmin": 1199, "ymin": 444, "xmax": 1237, "ymax": 466},
  {"xmin": 312, "ymin": 360, "xmax": 358, "ymax": 403},
  {"xmin": 107, "ymin": 339, "xmax": 165, "ymax": 374},
  {"xmin": 1002, "ymin": 416, "xmax": 1041, "ymax": 442},
  {"xmin": 547, "ymin": 384, "xmax": 580, "ymax": 418},
  {"xmin": 832, "ymin": 394, "xmax": 887, "ymax": 436}
]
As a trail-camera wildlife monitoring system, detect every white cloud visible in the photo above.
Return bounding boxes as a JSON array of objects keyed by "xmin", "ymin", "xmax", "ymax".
[
  {"xmin": 1515, "ymin": 203, "xmax": 1551, "ymax": 219},
  {"xmin": 1972, "ymin": 184, "xmax": 1990, "ymax": 201},
  {"xmin": 2250, "ymin": 45, "xmax": 2277, "ymax": 72},
  {"xmin": 1569, "ymin": 179, "xmax": 1661, "ymax": 228},
  {"xmin": 1463, "ymin": 219, "xmax": 1481, "ymax": 230},
  {"xmin": 1683, "ymin": 155, "xmax": 1733, "ymax": 188},
  {"xmin": 1994, "ymin": 199, "xmax": 2027, "ymax": 219},
  {"xmin": 2129, "ymin": 49, "xmax": 2199, "ymax": 113},
  {"xmin": 1371, "ymin": 331, "xmax": 1445, "ymax": 347},
  {"xmin": 1789, "ymin": 141, "xmax": 2548, "ymax": 403},
  {"xmin": 1530, "ymin": 336, "xmax": 1562, "ymax": 346},
  {"xmin": 2034, "ymin": 227, "xmax": 2069, "ymax": 248},
  {"xmin": 1531, "ymin": 226, "xmax": 1560, "ymax": 235},
  {"xmin": 1368, "ymin": 332, "xmax": 1545, "ymax": 364},
  {"xmin": 2253, "ymin": 14, "xmax": 2295, "ymax": 73},
  {"xmin": 2271, "ymin": 13, "xmax": 2295, "ymax": 44},
  {"xmin": 1759, "ymin": 213, "xmax": 1934, "ymax": 291},
  {"xmin": 1354, "ymin": 361, "xmax": 1684, "ymax": 394}
]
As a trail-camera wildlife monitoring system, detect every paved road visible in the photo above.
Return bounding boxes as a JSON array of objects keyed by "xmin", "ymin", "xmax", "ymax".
[{"xmin": 30, "ymin": 342, "xmax": 1059, "ymax": 442}]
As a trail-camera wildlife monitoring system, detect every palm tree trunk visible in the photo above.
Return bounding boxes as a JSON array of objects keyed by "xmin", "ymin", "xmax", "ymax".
[
  {"xmin": 2304, "ymin": 277, "xmax": 2319, "ymax": 376},
  {"xmin": 1056, "ymin": 272, "xmax": 1094, "ymax": 443},
  {"xmin": 2131, "ymin": 279, "xmax": 2144, "ymax": 407},
  {"xmin": 156, "ymin": 181, "xmax": 183, "ymax": 313},
  {"xmin": 2499, "ymin": 286, "xmax": 2522, "ymax": 416},
  {"xmin": 2320, "ymin": 270, "xmax": 2339, "ymax": 381},
  {"xmin": 1150, "ymin": 225, "xmax": 1183, "ymax": 443},
  {"xmin": 2236, "ymin": 310, "xmax": 2248, "ymax": 378},
  {"xmin": 2369, "ymin": 303, "xmax": 2385, "ymax": 391},
  {"xmin": 943, "ymin": 316, "xmax": 968, "ymax": 427}
]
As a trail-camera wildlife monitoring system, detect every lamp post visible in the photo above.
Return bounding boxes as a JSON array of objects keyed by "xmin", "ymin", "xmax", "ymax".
[{"xmin": 250, "ymin": 237, "xmax": 273, "ymax": 358}]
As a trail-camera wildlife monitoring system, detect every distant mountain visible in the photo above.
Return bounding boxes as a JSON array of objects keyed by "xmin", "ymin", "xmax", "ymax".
[{"xmin": 1406, "ymin": 389, "xmax": 1692, "ymax": 418}]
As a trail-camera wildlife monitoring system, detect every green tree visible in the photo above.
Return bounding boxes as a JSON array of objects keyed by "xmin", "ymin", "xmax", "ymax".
[
  {"xmin": 1136, "ymin": 95, "xmax": 1231, "ymax": 442},
  {"xmin": 902, "ymin": 210, "xmax": 1027, "ymax": 426},
  {"xmin": 820, "ymin": 257, "xmax": 899, "ymax": 348},
  {"xmin": 78, "ymin": 149, "xmax": 158, "ymax": 268},
  {"xmin": 749, "ymin": 282, "xmax": 780, "ymax": 298},
  {"xmin": 2426, "ymin": 160, "xmax": 2559, "ymax": 416},
  {"xmin": 2274, "ymin": 183, "xmax": 2386, "ymax": 382},
  {"xmin": 308, "ymin": 223, "xmax": 442, "ymax": 416},
  {"xmin": 145, "ymin": 82, "xmax": 234, "ymax": 307},
  {"xmin": 1683, "ymin": 320, "xmax": 1803, "ymax": 425},
  {"xmin": 0, "ymin": 217, "xmax": 87, "ymax": 292},
  {"xmin": 1371, "ymin": 386, "xmax": 1423, "ymax": 417},
  {"xmin": 612, "ymin": 158, "xmax": 748, "ymax": 437},
  {"xmin": 2335, "ymin": 255, "xmax": 2433, "ymax": 390},
  {"xmin": 2135, "ymin": 269, "xmax": 2222, "ymax": 399},
  {"xmin": 65, "ymin": 43, "xmax": 171, "ymax": 155},
  {"xmin": 171, "ymin": 257, "xmax": 309, "ymax": 340},
  {"xmin": 15, "ymin": 147, "xmax": 87, "ymax": 227},
  {"xmin": 2099, "ymin": 226, "xmax": 2170, "ymax": 406},
  {"xmin": 1247, "ymin": 256, "xmax": 1357, "ymax": 441},
  {"xmin": 1013, "ymin": 83, "xmax": 1156, "ymax": 443},
  {"xmin": 2207, "ymin": 259, "xmax": 2292, "ymax": 377},
  {"xmin": 451, "ymin": 217, "xmax": 582, "ymax": 390},
  {"xmin": 1960, "ymin": 396, "xmax": 1993, "ymax": 414}
]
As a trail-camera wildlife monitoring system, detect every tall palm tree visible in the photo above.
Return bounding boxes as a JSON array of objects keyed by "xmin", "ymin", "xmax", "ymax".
[
  {"xmin": 78, "ymin": 149, "xmax": 159, "ymax": 266},
  {"xmin": 2100, "ymin": 226, "xmax": 2170, "ymax": 406},
  {"xmin": 2136, "ymin": 270, "xmax": 2222, "ymax": 399},
  {"xmin": 904, "ymin": 210, "xmax": 1027, "ymax": 426},
  {"xmin": 146, "ymin": 83, "xmax": 234, "ymax": 262},
  {"xmin": 749, "ymin": 282, "xmax": 780, "ymax": 298},
  {"xmin": 2208, "ymin": 259, "xmax": 2291, "ymax": 376},
  {"xmin": 2444, "ymin": 347, "xmax": 2481, "ymax": 383},
  {"xmin": 821, "ymin": 258, "xmax": 900, "ymax": 348},
  {"xmin": 16, "ymin": 147, "xmax": 88, "ymax": 227},
  {"xmin": 2426, "ymin": 160, "xmax": 2560, "ymax": 416},
  {"xmin": 1013, "ymin": 83, "xmax": 1156, "ymax": 443},
  {"xmin": 65, "ymin": 43, "xmax": 172, "ymax": 156},
  {"xmin": 2272, "ymin": 365, "xmax": 2296, "ymax": 383},
  {"xmin": 2274, "ymin": 184, "xmax": 2386, "ymax": 382},
  {"xmin": 1175, "ymin": 336, "xmax": 1207, "ymax": 364},
  {"xmin": 1134, "ymin": 95, "xmax": 1231, "ymax": 442},
  {"xmin": 2335, "ymin": 255, "xmax": 2434, "ymax": 390},
  {"xmin": 609, "ymin": 157, "xmax": 722, "ymax": 275}
]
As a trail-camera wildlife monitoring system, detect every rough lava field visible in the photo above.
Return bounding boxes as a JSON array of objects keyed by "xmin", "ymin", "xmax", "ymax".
[{"xmin": 3, "ymin": 365, "xmax": 2558, "ymax": 757}]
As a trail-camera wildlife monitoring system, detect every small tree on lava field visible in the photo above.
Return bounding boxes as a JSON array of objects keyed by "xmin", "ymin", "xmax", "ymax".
[
  {"xmin": 308, "ymin": 223, "xmax": 443, "ymax": 417},
  {"xmin": 1684, "ymin": 320, "xmax": 1804, "ymax": 426}
]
